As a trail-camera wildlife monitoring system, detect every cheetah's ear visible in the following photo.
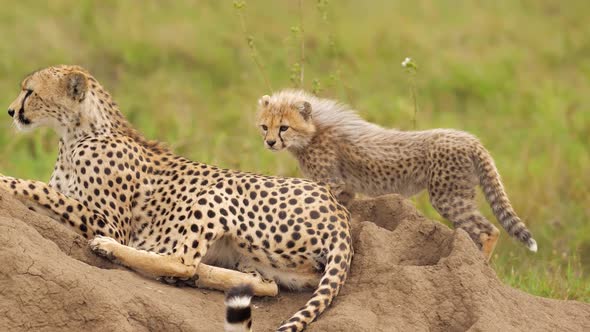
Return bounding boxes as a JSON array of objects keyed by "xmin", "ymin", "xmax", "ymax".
[
  {"xmin": 65, "ymin": 71, "xmax": 88, "ymax": 102},
  {"xmin": 297, "ymin": 101, "xmax": 312, "ymax": 121},
  {"xmin": 259, "ymin": 95, "xmax": 271, "ymax": 108}
]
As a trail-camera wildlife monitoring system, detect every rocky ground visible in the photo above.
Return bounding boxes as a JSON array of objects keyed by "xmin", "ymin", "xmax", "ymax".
[{"xmin": 1, "ymin": 190, "xmax": 588, "ymax": 331}]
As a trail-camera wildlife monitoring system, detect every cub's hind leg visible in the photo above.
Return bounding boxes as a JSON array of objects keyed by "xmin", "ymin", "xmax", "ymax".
[{"xmin": 428, "ymin": 179, "xmax": 499, "ymax": 260}]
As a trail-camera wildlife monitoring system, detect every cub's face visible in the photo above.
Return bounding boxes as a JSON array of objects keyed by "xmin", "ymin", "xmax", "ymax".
[
  {"xmin": 256, "ymin": 94, "xmax": 316, "ymax": 151},
  {"xmin": 7, "ymin": 65, "xmax": 88, "ymax": 132}
]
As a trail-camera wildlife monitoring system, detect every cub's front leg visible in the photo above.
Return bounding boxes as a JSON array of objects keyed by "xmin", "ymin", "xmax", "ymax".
[
  {"xmin": 326, "ymin": 177, "xmax": 355, "ymax": 207},
  {"xmin": 310, "ymin": 171, "xmax": 356, "ymax": 207},
  {"xmin": 298, "ymin": 152, "xmax": 356, "ymax": 206}
]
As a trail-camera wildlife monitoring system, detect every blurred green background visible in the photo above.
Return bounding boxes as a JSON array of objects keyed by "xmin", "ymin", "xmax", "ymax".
[{"xmin": 0, "ymin": 0, "xmax": 588, "ymax": 301}]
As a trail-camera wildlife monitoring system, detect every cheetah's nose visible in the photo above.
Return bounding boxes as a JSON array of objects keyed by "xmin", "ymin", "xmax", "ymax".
[
  {"xmin": 267, "ymin": 140, "xmax": 276, "ymax": 147},
  {"xmin": 7, "ymin": 109, "xmax": 15, "ymax": 117}
]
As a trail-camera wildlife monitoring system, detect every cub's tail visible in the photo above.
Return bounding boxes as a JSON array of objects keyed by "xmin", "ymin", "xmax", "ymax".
[
  {"xmin": 225, "ymin": 284, "xmax": 254, "ymax": 332},
  {"xmin": 473, "ymin": 145, "xmax": 537, "ymax": 252}
]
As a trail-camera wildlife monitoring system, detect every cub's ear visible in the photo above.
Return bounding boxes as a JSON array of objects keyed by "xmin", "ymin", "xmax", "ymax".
[
  {"xmin": 65, "ymin": 71, "xmax": 88, "ymax": 102},
  {"xmin": 297, "ymin": 101, "xmax": 312, "ymax": 120},
  {"xmin": 259, "ymin": 95, "xmax": 271, "ymax": 108}
]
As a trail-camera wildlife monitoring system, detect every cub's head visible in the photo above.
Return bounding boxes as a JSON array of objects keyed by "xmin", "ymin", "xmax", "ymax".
[
  {"xmin": 256, "ymin": 90, "xmax": 316, "ymax": 151},
  {"xmin": 7, "ymin": 65, "xmax": 89, "ymax": 133}
]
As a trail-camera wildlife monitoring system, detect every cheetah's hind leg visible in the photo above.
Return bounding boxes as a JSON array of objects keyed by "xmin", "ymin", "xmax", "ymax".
[
  {"xmin": 234, "ymin": 260, "xmax": 279, "ymax": 290},
  {"xmin": 160, "ymin": 259, "xmax": 279, "ymax": 295},
  {"xmin": 194, "ymin": 263, "xmax": 278, "ymax": 296},
  {"xmin": 159, "ymin": 264, "xmax": 278, "ymax": 296}
]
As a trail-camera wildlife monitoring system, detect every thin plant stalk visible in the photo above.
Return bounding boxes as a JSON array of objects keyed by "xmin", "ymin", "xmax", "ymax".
[{"xmin": 234, "ymin": 1, "xmax": 273, "ymax": 92}]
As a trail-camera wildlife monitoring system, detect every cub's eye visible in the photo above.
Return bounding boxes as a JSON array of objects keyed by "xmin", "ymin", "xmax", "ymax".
[
  {"xmin": 261, "ymin": 125, "xmax": 268, "ymax": 131},
  {"xmin": 279, "ymin": 125, "xmax": 289, "ymax": 132}
]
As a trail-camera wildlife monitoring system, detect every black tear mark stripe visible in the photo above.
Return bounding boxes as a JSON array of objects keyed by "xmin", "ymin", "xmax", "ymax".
[
  {"xmin": 278, "ymin": 115, "xmax": 285, "ymax": 145},
  {"xmin": 19, "ymin": 89, "xmax": 34, "ymax": 125},
  {"xmin": 21, "ymin": 89, "xmax": 33, "ymax": 112}
]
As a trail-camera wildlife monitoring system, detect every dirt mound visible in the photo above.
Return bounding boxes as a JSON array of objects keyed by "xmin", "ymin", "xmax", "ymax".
[{"xmin": 0, "ymin": 190, "xmax": 588, "ymax": 331}]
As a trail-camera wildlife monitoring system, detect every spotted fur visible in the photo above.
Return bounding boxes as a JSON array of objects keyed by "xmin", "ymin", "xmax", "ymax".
[
  {"xmin": 256, "ymin": 89, "xmax": 537, "ymax": 259},
  {"xmin": 2, "ymin": 66, "xmax": 352, "ymax": 331}
]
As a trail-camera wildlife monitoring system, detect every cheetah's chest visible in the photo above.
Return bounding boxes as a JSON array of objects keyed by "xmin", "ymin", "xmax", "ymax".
[{"xmin": 49, "ymin": 169, "xmax": 80, "ymax": 199}]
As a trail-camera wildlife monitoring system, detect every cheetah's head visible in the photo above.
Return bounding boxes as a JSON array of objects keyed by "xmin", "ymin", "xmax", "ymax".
[
  {"xmin": 256, "ymin": 90, "xmax": 316, "ymax": 152},
  {"xmin": 7, "ymin": 65, "xmax": 89, "ymax": 134}
]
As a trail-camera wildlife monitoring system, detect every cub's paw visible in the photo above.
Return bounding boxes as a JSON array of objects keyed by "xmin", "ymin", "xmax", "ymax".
[
  {"xmin": 336, "ymin": 190, "xmax": 355, "ymax": 206},
  {"xmin": 89, "ymin": 235, "xmax": 119, "ymax": 261},
  {"xmin": 326, "ymin": 178, "xmax": 345, "ymax": 196},
  {"xmin": 325, "ymin": 179, "xmax": 355, "ymax": 206}
]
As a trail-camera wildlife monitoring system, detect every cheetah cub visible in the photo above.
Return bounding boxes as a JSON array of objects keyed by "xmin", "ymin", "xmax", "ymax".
[{"xmin": 256, "ymin": 89, "xmax": 537, "ymax": 259}]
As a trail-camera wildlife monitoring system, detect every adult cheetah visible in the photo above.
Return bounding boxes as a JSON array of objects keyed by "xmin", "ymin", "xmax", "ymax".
[
  {"xmin": 256, "ymin": 89, "xmax": 537, "ymax": 260},
  {"xmin": 2, "ymin": 66, "xmax": 352, "ymax": 332}
]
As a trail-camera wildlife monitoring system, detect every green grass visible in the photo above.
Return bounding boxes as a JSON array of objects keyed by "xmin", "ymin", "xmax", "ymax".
[{"xmin": 0, "ymin": 0, "xmax": 588, "ymax": 301}]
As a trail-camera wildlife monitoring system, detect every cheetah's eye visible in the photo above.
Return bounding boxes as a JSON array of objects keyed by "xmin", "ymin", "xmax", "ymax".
[
  {"xmin": 261, "ymin": 125, "xmax": 268, "ymax": 131},
  {"xmin": 279, "ymin": 125, "xmax": 289, "ymax": 132}
]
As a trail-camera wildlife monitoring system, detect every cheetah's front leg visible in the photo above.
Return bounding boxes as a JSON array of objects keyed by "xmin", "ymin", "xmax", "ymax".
[
  {"xmin": 0, "ymin": 176, "xmax": 119, "ymax": 240},
  {"xmin": 89, "ymin": 236, "xmax": 278, "ymax": 296}
]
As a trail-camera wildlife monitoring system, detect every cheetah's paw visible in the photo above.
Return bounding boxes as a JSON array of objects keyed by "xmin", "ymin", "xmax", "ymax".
[
  {"xmin": 157, "ymin": 275, "xmax": 199, "ymax": 287},
  {"xmin": 89, "ymin": 235, "xmax": 119, "ymax": 261}
]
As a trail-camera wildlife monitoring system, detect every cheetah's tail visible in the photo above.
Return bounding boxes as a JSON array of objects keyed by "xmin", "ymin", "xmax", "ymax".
[
  {"xmin": 277, "ymin": 238, "xmax": 353, "ymax": 331},
  {"xmin": 473, "ymin": 145, "xmax": 537, "ymax": 252},
  {"xmin": 225, "ymin": 284, "xmax": 254, "ymax": 332}
]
